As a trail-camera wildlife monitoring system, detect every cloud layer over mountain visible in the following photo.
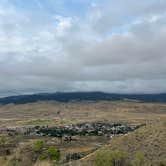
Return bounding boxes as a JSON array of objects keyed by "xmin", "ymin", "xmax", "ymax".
[{"xmin": 0, "ymin": 0, "xmax": 166, "ymax": 96}]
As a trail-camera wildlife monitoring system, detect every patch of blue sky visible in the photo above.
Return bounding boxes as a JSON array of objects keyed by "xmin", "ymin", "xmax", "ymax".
[{"xmin": 8, "ymin": 0, "xmax": 91, "ymax": 18}]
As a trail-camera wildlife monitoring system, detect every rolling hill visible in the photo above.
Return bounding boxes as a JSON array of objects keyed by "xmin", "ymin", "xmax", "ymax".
[{"xmin": 1, "ymin": 92, "xmax": 166, "ymax": 105}]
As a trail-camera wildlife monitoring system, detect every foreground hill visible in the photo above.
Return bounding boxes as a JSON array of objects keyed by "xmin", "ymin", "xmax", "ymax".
[
  {"xmin": 68, "ymin": 121, "xmax": 166, "ymax": 166},
  {"xmin": 1, "ymin": 92, "xmax": 166, "ymax": 105},
  {"xmin": 107, "ymin": 121, "xmax": 166, "ymax": 165}
]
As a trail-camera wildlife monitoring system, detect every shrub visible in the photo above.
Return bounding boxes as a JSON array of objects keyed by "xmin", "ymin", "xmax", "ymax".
[
  {"xmin": 0, "ymin": 137, "xmax": 6, "ymax": 146},
  {"xmin": 94, "ymin": 149, "xmax": 129, "ymax": 166},
  {"xmin": 66, "ymin": 153, "xmax": 82, "ymax": 161},
  {"xmin": 8, "ymin": 156, "xmax": 21, "ymax": 166},
  {"xmin": 47, "ymin": 146, "xmax": 60, "ymax": 162},
  {"xmin": 32, "ymin": 140, "xmax": 44, "ymax": 152},
  {"xmin": 132, "ymin": 152, "xmax": 145, "ymax": 166}
]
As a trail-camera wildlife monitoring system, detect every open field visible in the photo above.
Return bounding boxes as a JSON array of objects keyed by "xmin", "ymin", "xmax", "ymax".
[{"xmin": 0, "ymin": 101, "xmax": 166, "ymax": 127}]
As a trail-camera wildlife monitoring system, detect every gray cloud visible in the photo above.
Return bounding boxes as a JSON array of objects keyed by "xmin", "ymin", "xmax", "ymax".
[{"xmin": 0, "ymin": 1, "xmax": 166, "ymax": 96}]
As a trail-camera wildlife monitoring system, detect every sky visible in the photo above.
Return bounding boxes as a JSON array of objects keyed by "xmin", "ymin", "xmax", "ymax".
[{"xmin": 0, "ymin": 0, "xmax": 166, "ymax": 97}]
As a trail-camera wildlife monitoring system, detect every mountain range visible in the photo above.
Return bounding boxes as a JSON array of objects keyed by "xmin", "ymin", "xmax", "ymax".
[{"xmin": 0, "ymin": 92, "xmax": 166, "ymax": 105}]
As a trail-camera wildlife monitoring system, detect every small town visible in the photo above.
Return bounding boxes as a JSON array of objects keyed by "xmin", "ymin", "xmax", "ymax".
[{"xmin": 0, "ymin": 122, "xmax": 141, "ymax": 139}]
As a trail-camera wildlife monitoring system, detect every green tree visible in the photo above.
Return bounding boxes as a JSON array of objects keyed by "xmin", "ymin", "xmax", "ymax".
[{"xmin": 47, "ymin": 146, "xmax": 60, "ymax": 162}]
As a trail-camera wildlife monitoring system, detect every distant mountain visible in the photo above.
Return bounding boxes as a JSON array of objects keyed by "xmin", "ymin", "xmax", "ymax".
[{"xmin": 0, "ymin": 92, "xmax": 166, "ymax": 105}]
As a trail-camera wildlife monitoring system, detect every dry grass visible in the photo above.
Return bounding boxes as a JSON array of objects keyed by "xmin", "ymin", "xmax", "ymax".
[
  {"xmin": 0, "ymin": 157, "xmax": 8, "ymax": 165},
  {"xmin": 72, "ymin": 121, "xmax": 166, "ymax": 166},
  {"xmin": 108, "ymin": 121, "xmax": 166, "ymax": 164},
  {"xmin": 0, "ymin": 101, "xmax": 166, "ymax": 127},
  {"xmin": 33, "ymin": 161, "xmax": 51, "ymax": 166}
]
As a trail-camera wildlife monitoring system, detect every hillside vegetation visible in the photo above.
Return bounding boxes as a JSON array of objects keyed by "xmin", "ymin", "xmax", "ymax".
[{"xmin": 70, "ymin": 121, "xmax": 166, "ymax": 166}]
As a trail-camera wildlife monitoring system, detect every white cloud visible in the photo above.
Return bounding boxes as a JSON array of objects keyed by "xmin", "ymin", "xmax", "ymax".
[{"xmin": 55, "ymin": 16, "xmax": 73, "ymax": 35}]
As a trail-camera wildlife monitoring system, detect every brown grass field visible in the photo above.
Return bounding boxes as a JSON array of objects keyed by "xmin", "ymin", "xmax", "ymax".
[
  {"xmin": 0, "ymin": 101, "xmax": 166, "ymax": 127},
  {"xmin": 0, "ymin": 101, "xmax": 166, "ymax": 166}
]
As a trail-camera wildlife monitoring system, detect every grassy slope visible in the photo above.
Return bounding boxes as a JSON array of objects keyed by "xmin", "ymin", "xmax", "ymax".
[
  {"xmin": 110, "ymin": 121, "xmax": 166, "ymax": 164},
  {"xmin": 74, "ymin": 121, "xmax": 166, "ymax": 166}
]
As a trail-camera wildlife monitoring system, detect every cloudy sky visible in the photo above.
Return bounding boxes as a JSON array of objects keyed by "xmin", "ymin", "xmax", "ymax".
[{"xmin": 0, "ymin": 0, "xmax": 166, "ymax": 97}]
